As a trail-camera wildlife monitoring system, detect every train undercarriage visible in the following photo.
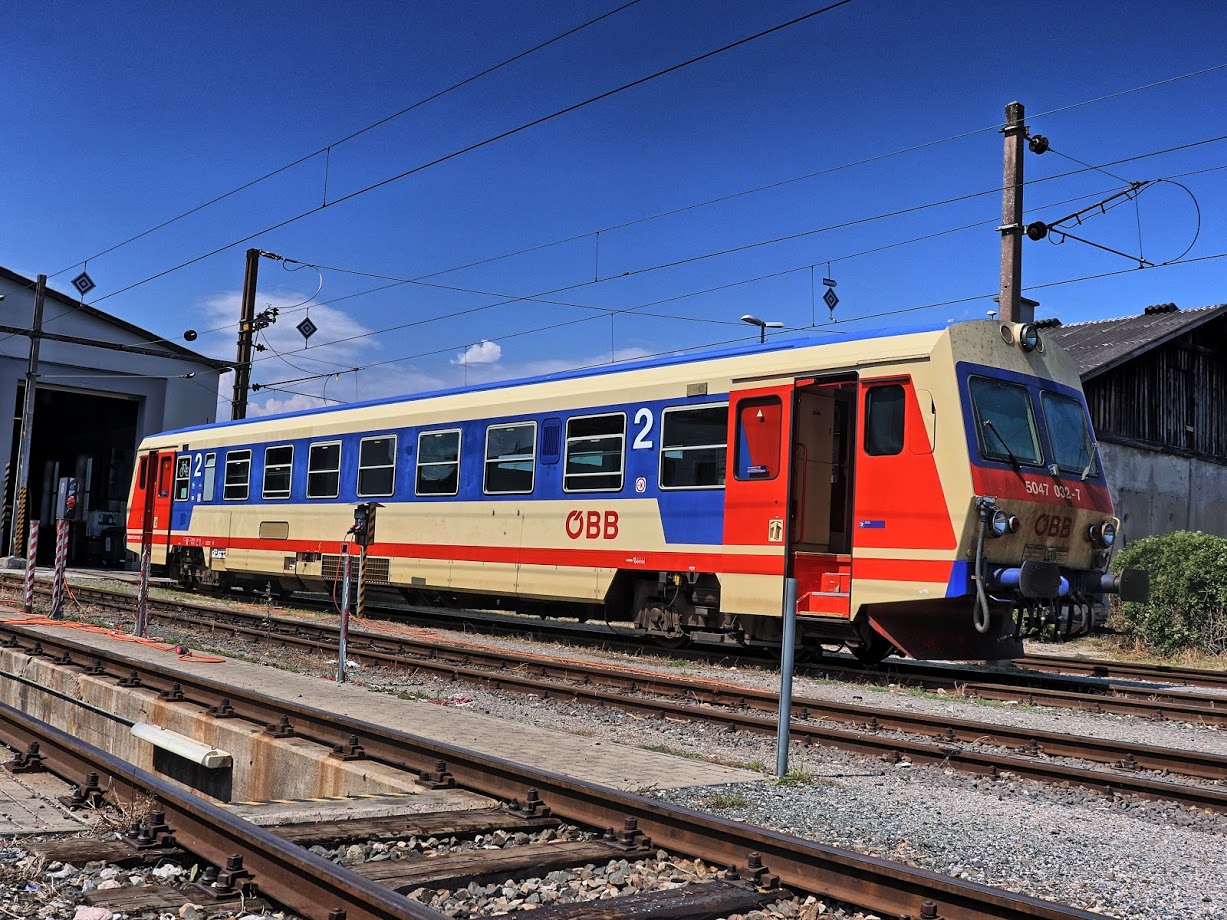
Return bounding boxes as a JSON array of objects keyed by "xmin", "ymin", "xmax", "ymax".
[{"xmin": 163, "ymin": 546, "xmax": 1128, "ymax": 664}]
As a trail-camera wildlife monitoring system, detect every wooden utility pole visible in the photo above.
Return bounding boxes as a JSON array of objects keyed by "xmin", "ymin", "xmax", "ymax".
[
  {"xmin": 9, "ymin": 274, "xmax": 46, "ymax": 558},
  {"xmin": 231, "ymin": 248, "xmax": 261, "ymax": 420},
  {"xmin": 999, "ymin": 101, "xmax": 1031, "ymax": 324}
]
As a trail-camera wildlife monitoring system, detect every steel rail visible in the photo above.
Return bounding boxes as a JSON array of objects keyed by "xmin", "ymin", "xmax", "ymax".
[
  {"xmin": 0, "ymin": 620, "xmax": 1106, "ymax": 920},
  {"xmin": 1016, "ymin": 653, "xmax": 1227, "ymax": 692},
  {"xmin": 13, "ymin": 585, "xmax": 1227, "ymax": 805},
  {"xmin": 0, "ymin": 700, "xmax": 447, "ymax": 920},
  {"xmin": 84, "ymin": 600, "xmax": 1227, "ymax": 787},
  {"xmin": 23, "ymin": 573, "xmax": 1227, "ymax": 717},
  {"xmin": 54, "ymin": 576, "xmax": 1227, "ymax": 722}
]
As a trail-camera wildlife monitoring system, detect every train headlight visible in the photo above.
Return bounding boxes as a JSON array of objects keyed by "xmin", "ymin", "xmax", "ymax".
[
  {"xmin": 1019, "ymin": 323, "xmax": 1041, "ymax": 352},
  {"xmin": 1088, "ymin": 520, "xmax": 1117, "ymax": 548},
  {"xmin": 989, "ymin": 509, "xmax": 1012, "ymax": 538}
]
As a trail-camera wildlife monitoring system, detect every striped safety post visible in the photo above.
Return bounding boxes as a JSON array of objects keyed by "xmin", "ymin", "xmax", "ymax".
[
  {"xmin": 356, "ymin": 543, "xmax": 367, "ymax": 619},
  {"xmin": 49, "ymin": 519, "xmax": 69, "ymax": 618},
  {"xmin": 2, "ymin": 461, "xmax": 11, "ymax": 553},
  {"xmin": 23, "ymin": 520, "xmax": 38, "ymax": 614},
  {"xmin": 337, "ymin": 544, "xmax": 352, "ymax": 684},
  {"xmin": 135, "ymin": 542, "xmax": 152, "ymax": 638},
  {"xmin": 11, "ymin": 486, "xmax": 27, "ymax": 563}
]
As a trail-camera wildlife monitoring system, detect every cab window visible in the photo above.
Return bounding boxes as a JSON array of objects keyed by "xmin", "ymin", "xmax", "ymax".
[
  {"xmin": 1042, "ymin": 392, "xmax": 1097, "ymax": 475},
  {"xmin": 969, "ymin": 377, "xmax": 1042, "ymax": 465}
]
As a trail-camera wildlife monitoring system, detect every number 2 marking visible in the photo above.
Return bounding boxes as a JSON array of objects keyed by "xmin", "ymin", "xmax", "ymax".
[
  {"xmin": 632, "ymin": 407, "xmax": 654, "ymax": 449},
  {"xmin": 194, "ymin": 454, "xmax": 203, "ymax": 477}
]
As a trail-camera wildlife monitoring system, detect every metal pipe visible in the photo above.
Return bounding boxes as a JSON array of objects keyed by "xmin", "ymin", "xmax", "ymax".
[
  {"xmin": 338, "ymin": 545, "xmax": 351, "ymax": 683},
  {"xmin": 775, "ymin": 577, "xmax": 797, "ymax": 777},
  {"xmin": 130, "ymin": 723, "xmax": 232, "ymax": 769}
]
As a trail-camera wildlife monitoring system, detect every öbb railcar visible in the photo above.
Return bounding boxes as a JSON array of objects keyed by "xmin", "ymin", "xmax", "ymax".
[{"xmin": 126, "ymin": 319, "xmax": 1147, "ymax": 661}]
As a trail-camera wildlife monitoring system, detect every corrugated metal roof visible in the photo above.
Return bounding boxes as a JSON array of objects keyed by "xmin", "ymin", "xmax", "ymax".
[{"xmin": 1044, "ymin": 303, "xmax": 1227, "ymax": 379}]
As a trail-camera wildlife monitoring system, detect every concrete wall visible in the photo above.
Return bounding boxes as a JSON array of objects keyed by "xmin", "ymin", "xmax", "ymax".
[
  {"xmin": 0, "ymin": 649, "xmax": 423, "ymax": 802},
  {"xmin": 1101, "ymin": 441, "xmax": 1227, "ymax": 545}
]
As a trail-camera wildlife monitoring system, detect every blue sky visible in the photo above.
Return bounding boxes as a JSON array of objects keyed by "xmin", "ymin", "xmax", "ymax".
[{"xmin": 3, "ymin": 0, "xmax": 1225, "ymax": 417}]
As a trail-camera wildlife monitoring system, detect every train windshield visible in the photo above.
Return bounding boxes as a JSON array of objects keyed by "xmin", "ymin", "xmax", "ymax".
[
  {"xmin": 968, "ymin": 377, "xmax": 1042, "ymax": 465},
  {"xmin": 1041, "ymin": 391, "xmax": 1097, "ymax": 476}
]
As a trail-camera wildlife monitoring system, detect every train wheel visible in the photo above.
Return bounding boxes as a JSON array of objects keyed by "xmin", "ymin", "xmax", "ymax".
[{"xmin": 850, "ymin": 631, "xmax": 895, "ymax": 665}]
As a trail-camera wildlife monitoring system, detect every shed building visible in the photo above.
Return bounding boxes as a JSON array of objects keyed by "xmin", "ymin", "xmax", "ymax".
[
  {"xmin": 0, "ymin": 267, "xmax": 230, "ymax": 565},
  {"xmin": 1045, "ymin": 302, "xmax": 1227, "ymax": 544}
]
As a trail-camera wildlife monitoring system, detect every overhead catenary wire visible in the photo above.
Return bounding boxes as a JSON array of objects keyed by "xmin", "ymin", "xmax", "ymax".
[
  {"xmin": 85, "ymin": 0, "xmax": 860, "ymax": 309},
  {"xmin": 28, "ymin": 62, "xmax": 1226, "ymax": 359},
  {"xmin": 245, "ymin": 145, "xmax": 1224, "ymax": 374},
  {"xmin": 251, "ymin": 181, "xmax": 1184, "ymax": 393},
  {"xmin": 45, "ymin": 0, "xmax": 648, "ymax": 281},
  {"xmin": 251, "ymin": 245, "xmax": 1227, "ymax": 408},
  {"xmin": 52, "ymin": 57, "xmax": 1227, "ymax": 298}
]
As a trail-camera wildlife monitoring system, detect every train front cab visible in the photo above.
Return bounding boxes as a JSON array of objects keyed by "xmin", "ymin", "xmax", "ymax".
[
  {"xmin": 724, "ymin": 365, "xmax": 1016, "ymax": 663},
  {"xmin": 125, "ymin": 448, "xmax": 177, "ymax": 567}
]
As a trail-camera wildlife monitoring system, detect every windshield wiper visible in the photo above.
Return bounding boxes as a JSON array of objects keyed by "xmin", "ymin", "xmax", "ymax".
[
  {"xmin": 1080, "ymin": 436, "xmax": 1099, "ymax": 481},
  {"xmin": 982, "ymin": 419, "xmax": 1024, "ymax": 478}
]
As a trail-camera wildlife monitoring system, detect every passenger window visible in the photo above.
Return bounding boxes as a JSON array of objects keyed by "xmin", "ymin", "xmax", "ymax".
[
  {"xmin": 157, "ymin": 455, "xmax": 173, "ymax": 498},
  {"xmin": 659, "ymin": 404, "xmax": 728, "ymax": 489},
  {"xmin": 358, "ymin": 435, "xmax": 397, "ymax": 497},
  {"xmin": 734, "ymin": 397, "xmax": 782, "ymax": 479},
  {"xmin": 864, "ymin": 385, "xmax": 905, "ymax": 456},
  {"xmin": 485, "ymin": 422, "xmax": 536, "ymax": 494},
  {"xmin": 173, "ymin": 455, "xmax": 191, "ymax": 501},
  {"xmin": 223, "ymin": 450, "xmax": 251, "ymax": 501},
  {"xmin": 417, "ymin": 429, "xmax": 461, "ymax": 496},
  {"xmin": 307, "ymin": 442, "xmax": 341, "ymax": 499},
  {"xmin": 564, "ymin": 413, "xmax": 625, "ymax": 492},
  {"xmin": 263, "ymin": 445, "xmax": 293, "ymax": 499},
  {"xmin": 202, "ymin": 453, "xmax": 216, "ymax": 502}
]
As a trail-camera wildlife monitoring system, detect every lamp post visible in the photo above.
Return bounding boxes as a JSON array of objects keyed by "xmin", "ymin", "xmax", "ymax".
[{"xmin": 741, "ymin": 314, "xmax": 784, "ymax": 344}]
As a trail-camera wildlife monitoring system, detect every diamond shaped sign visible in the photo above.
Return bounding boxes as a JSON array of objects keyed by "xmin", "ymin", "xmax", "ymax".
[
  {"xmin": 296, "ymin": 317, "xmax": 318, "ymax": 343},
  {"xmin": 72, "ymin": 272, "xmax": 96, "ymax": 296},
  {"xmin": 823, "ymin": 287, "xmax": 839, "ymax": 311}
]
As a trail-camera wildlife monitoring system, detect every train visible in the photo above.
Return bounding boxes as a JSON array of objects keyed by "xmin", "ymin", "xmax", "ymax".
[{"xmin": 126, "ymin": 318, "xmax": 1147, "ymax": 662}]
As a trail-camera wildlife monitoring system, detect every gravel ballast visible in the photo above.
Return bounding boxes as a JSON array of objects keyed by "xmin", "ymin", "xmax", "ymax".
[{"xmin": 33, "ymin": 596, "xmax": 1227, "ymax": 919}]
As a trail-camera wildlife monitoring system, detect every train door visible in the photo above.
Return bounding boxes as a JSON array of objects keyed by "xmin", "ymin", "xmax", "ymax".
[
  {"xmin": 127, "ymin": 450, "xmax": 176, "ymax": 565},
  {"xmin": 790, "ymin": 378, "xmax": 857, "ymax": 617}
]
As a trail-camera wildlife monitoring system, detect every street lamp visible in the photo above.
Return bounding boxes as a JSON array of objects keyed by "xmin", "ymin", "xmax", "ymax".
[{"xmin": 741, "ymin": 314, "xmax": 784, "ymax": 344}]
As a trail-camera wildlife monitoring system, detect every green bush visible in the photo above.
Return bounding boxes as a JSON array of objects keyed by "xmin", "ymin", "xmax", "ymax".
[{"xmin": 1111, "ymin": 531, "xmax": 1227, "ymax": 656}]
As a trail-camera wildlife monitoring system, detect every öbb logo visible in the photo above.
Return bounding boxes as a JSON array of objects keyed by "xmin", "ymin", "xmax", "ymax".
[
  {"xmin": 1033, "ymin": 513, "xmax": 1072, "ymax": 538},
  {"xmin": 566, "ymin": 510, "xmax": 619, "ymax": 540}
]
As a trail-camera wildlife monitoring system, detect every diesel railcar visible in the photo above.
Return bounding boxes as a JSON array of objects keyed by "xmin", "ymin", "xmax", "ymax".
[{"xmin": 126, "ymin": 319, "xmax": 1146, "ymax": 661}]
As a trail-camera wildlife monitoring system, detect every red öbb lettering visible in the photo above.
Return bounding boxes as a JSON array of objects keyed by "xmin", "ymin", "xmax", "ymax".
[
  {"xmin": 1034, "ymin": 513, "xmax": 1072, "ymax": 538},
  {"xmin": 565, "ymin": 510, "xmax": 620, "ymax": 540}
]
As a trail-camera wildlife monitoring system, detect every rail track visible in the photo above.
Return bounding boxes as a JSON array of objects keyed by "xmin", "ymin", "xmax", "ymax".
[
  {"xmin": 0, "ymin": 617, "xmax": 1106, "ymax": 920},
  {"xmin": 10, "ymin": 573, "xmax": 1227, "ymax": 725},
  {"xmin": 12, "ymin": 579, "xmax": 1227, "ymax": 815}
]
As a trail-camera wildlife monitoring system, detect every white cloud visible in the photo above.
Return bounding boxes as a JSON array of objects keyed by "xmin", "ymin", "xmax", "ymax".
[{"xmin": 451, "ymin": 340, "xmax": 502, "ymax": 366}]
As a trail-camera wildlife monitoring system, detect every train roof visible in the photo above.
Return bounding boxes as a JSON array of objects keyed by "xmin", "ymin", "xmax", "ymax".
[{"xmin": 163, "ymin": 319, "xmax": 953, "ymax": 438}]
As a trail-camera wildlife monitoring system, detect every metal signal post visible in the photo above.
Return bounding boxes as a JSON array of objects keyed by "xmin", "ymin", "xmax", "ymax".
[{"xmin": 999, "ymin": 101, "xmax": 1031, "ymax": 324}]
